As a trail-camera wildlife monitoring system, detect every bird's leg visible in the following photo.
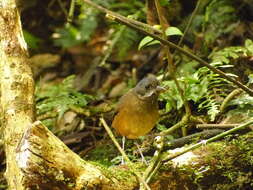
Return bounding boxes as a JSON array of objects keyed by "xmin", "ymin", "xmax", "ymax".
[
  {"xmin": 134, "ymin": 142, "xmax": 148, "ymax": 165},
  {"xmin": 121, "ymin": 136, "xmax": 126, "ymax": 164}
]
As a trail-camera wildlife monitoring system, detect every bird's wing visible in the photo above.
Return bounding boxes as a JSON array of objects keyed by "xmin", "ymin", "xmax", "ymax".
[{"xmin": 114, "ymin": 89, "xmax": 133, "ymax": 113}]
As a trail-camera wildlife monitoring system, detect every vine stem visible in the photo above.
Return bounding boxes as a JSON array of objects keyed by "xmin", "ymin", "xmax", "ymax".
[
  {"xmin": 154, "ymin": 0, "xmax": 191, "ymax": 116},
  {"xmin": 67, "ymin": 0, "xmax": 75, "ymax": 25}
]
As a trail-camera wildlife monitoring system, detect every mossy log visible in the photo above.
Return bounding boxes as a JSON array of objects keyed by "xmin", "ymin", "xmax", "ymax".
[{"xmin": 148, "ymin": 132, "xmax": 253, "ymax": 190}]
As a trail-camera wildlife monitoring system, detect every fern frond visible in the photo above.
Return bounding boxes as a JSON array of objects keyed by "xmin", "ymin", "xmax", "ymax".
[
  {"xmin": 36, "ymin": 75, "xmax": 93, "ymax": 121},
  {"xmin": 160, "ymin": 39, "xmax": 253, "ymax": 121}
]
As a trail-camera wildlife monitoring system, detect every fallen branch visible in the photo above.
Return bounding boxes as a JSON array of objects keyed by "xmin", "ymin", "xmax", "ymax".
[
  {"xmin": 16, "ymin": 121, "xmax": 107, "ymax": 189},
  {"xmin": 162, "ymin": 119, "xmax": 253, "ymax": 162}
]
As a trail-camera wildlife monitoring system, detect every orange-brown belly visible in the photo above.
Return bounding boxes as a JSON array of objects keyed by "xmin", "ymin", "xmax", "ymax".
[{"xmin": 112, "ymin": 108, "xmax": 159, "ymax": 139}]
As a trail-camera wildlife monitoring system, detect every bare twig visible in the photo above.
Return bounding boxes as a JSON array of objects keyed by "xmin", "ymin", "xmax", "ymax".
[
  {"xmin": 178, "ymin": 0, "xmax": 201, "ymax": 47},
  {"xmin": 99, "ymin": 28, "xmax": 124, "ymax": 67},
  {"xmin": 196, "ymin": 124, "xmax": 240, "ymax": 129},
  {"xmin": 100, "ymin": 118, "xmax": 130, "ymax": 163},
  {"xmin": 165, "ymin": 129, "xmax": 224, "ymax": 149},
  {"xmin": 67, "ymin": 0, "xmax": 75, "ymax": 24},
  {"xmin": 83, "ymin": 0, "xmax": 161, "ymax": 35},
  {"xmin": 162, "ymin": 120, "xmax": 253, "ymax": 162},
  {"xmin": 100, "ymin": 118, "xmax": 151, "ymax": 190},
  {"xmin": 57, "ymin": 0, "xmax": 68, "ymax": 17},
  {"xmin": 161, "ymin": 114, "xmax": 190, "ymax": 136},
  {"xmin": 143, "ymin": 136, "xmax": 164, "ymax": 183},
  {"xmin": 155, "ymin": 0, "xmax": 191, "ymax": 117}
]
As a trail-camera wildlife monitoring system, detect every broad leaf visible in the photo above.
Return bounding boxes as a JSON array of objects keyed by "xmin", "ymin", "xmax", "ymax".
[
  {"xmin": 165, "ymin": 26, "xmax": 183, "ymax": 36},
  {"xmin": 138, "ymin": 36, "xmax": 160, "ymax": 50}
]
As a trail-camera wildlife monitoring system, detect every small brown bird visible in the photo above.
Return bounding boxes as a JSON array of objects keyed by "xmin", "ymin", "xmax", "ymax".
[{"xmin": 112, "ymin": 74, "xmax": 164, "ymax": 140}]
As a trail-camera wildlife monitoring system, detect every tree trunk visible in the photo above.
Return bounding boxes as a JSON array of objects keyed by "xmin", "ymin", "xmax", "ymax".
[
  {"xmin": 0, "ymin": 1, "xmax": 109, "ymax": 189},
  {"xmin": 0, "ymin": 0, "xmax": 35, "ymax": 189},
  {"xmin": 0, "ymin": 1, "xmax": 136, "ymax": 189}
]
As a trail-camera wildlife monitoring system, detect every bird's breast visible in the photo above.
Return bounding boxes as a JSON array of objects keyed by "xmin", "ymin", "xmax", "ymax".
[{"xmin": 112, "ymin": 92, "xmax": 159, "ymax": 139}]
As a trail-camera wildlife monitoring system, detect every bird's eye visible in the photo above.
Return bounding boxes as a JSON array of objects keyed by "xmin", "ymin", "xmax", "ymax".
[{"xmin": 145, "ymin": 84, "xmax": 151, "ymax": 90}]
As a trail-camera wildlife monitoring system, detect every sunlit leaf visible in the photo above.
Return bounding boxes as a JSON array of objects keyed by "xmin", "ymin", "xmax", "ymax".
[
  {"xmin": 248, "ymin": 74, "xmax": 253, "ymax": 84},
  {"xmin": 165, "ymin": 26, "xmax": 183, "ymax": 36},
  {"xmin": 138, "ymin": 36, "xmax": 160, "ymax": 50}
]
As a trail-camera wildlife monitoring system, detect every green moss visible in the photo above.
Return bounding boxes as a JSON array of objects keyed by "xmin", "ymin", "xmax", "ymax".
[
  {"xmin": 151, "ymin": 132, "xmax": 253, "ymax": 189},
  {"xmin": 197, "ymin": 132, "xmax": 253, "ymax": 189},
  {"xmin": 86, "ymin": 160, "xmax": 138, "ymax": 189},
  {"xmin": 84, "ymin": 138, "xmax": 145, "ymax": 166},
  {"xmin": 84, "ymin": 140, "xmax": 118, "ymax": 167}
]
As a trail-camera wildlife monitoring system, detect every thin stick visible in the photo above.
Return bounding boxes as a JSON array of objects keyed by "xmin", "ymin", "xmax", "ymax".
[
  {"xmin": 196, "ymin": 124, "xmax": 240, "ymax": 129},
  {"xmin": 100, "ymin": 118, "xmax": 151, "ymax": 190},
  {"xmin": 161, "ymin": 114, "xmax": 189, "ymax": 136},
  {"xmin": 83, "ymin": 0, "xmax": 161, "ymax": 35},
  {"xmin": 146, "ymin": 160, "xmax": 162, "ymax": 183},
  {"xmin": 143, "ymin": 136, "xmax": 164, "ymax": 182},
  {"xmin": 100, "ymin": 118, "xmax": 130, "ymax": 163},
  {"xmin": 154, "ymin": 0, "xmax": 191, "ymax": 117},
  {"xmin": 162, "ymin": 120, "xmax": 253, "ymax": 162},
  {"xmin": 178, "ymin": 0, "xmax": 201, "ymax": 47},
  {"xmin": 121, "ymin": 136, "xmax": 126, "ymax": 164},
  {"xmin": 57, "ymin": 0, "xmax": 68, "ymax": 17},
  {"xmin": 67, "ymin": 0, "xmax": 75, "ymax": 24}
]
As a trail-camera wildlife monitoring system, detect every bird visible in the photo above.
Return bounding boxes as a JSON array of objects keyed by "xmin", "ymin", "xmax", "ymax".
[{"xmin": 112, "ymin": 74, "xmax": 165, "ymax": 160}]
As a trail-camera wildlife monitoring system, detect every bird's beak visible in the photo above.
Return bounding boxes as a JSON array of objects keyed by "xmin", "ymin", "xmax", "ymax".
[{"xmin": 156, "ymin": 86, "xmax": 167, "ymax": 93}]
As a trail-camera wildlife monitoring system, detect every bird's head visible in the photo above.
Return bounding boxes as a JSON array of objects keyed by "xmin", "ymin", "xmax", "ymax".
[{"xmin": 133, "ymin": 74, "xmax": 165, "ymax": 100}]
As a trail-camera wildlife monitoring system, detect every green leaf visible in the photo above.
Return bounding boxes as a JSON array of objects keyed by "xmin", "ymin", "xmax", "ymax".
[
  {"xmin": 23, "ymin": 30, "xmax": 42, "ymax": 49},
  {"xmin": 53, "ymin": 5, "xmax": 99, "ymax": 48},
  {"xmin": 156, "ymin": 123, "xmax": 167, "ymax": 131},
  {"xmin": 159, "ymin": 0, "xmax": 170, "ymax": 6},
  {"xmin": 36, "ymin": 75, "xmax": 94, "ymax": 120},
  {"xmin": 248, "ymin": 74, "xmax": 253, "ymax": 84},
  {"xmin": 116, "ymin": 27, "xmax": 140, "ymax": 58},
  {"xmin": 138, "ymin": 36, "xmax": 160, "ymax": 50},
  {"xmin": 165, "ymin": 102, "xmax": 172, "ymax": 112},
  {"xmin": 165, "ymin": 27, "xmax": 183, "ymax": 36},
  {"xmin": 245, "ymin": 39, "xmax": 253, "ymax": 54},
  {"xmin": 183, "ymin": 76, "xmax": 199, "ymax": 84}
]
